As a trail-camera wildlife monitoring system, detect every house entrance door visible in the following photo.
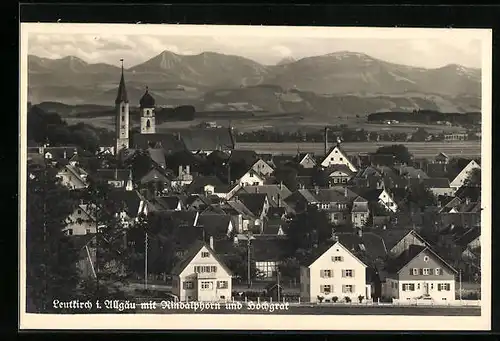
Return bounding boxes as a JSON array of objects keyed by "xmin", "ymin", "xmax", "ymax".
[{"xmin": 423, "ymin": 283, "xmax": 429, "ymax": 295}]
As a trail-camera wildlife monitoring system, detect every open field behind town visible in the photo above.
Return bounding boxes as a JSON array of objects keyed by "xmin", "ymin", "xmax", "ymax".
[{"xmin": 235, "ymin": 141, "xmax": 481, "ymax": 158}]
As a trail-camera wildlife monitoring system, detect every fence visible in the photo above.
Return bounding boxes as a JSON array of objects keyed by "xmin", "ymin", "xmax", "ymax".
[{"xmin": 392, "ymin": 298, "xmax": 481, "ymax": 307}]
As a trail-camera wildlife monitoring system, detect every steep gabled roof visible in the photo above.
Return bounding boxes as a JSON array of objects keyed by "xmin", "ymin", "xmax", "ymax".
[
  {"xmin": 237, "ymin": 193, "xmax": 267, "ymax": 216},
  {"xmin": 171, "ymin": 240, "xmax": 233, "ymax": 276},
  {"xmin": 197, "ymin": 213, "xmax": 232, "ymax": 239},
  {"xmin": 147, "ymin": 148, "xmax": 166, "ymax": 168},
  {"xmin": 303, "ymin": 241, "xmax": 367, "ymax": 268},
  {"xmin": 96, "ymin": 168, "xmax": 130, "ymax": 182},
  {"xmin": 385, "ymin": 244, "xmax": 457, "ymax": 274},
  {"xmin": 422, "ymin": 178, "xmax": 451, "ymax": 189}
]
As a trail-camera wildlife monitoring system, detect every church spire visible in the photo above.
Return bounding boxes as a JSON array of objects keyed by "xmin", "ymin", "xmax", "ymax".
[{"xmin": 115, "ymin": 59, "xmax": 129, "ymax": 104}]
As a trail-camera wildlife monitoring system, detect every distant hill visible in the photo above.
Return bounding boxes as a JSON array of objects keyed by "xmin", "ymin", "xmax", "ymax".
[{"xmin": 28, "ymin": 50, "xmax": 481, "ymax": 116}]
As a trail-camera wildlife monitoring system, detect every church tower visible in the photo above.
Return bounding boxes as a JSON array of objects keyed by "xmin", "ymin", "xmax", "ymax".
[
  {"xmin": 115, "ymin": 59, "xmax": 130, "ymax": 155},
  {"xmin": 140, "ymin": 86, "xmax": 156, "ymax": 134}
]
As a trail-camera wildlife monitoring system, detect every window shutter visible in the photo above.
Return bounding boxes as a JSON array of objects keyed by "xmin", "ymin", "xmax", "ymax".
[
  {"xmin": 352, "ymin": 269, "xmax": 355, "ymax": 277},
  {"xmin": 438, "ymin": 284, "xmax": 441, "ymax": 291},
  {"xmin": 320, "ymin": 270, "xmax": 324, "ymax": 278},
  {"xmin": 342, "ymin": 270, "xmax": 346, "ymax": 277},
  {"xmin": 331, "ymin": 269, "xmax": 334, "ymax": 277},
  {"xmin": 419, "ymin": 268, "xmax": 423, "ymax": 275}
]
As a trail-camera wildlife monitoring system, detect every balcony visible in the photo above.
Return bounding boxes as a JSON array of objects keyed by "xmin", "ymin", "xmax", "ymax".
[{"xmin": 196, "ymin": 272, "xmax": 217, "ymax": 279}]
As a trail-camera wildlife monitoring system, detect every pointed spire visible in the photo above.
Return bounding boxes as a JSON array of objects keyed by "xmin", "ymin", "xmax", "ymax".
[{"xmin": 115, "ymin": 59, "xmax": 129, "ymax": 104}]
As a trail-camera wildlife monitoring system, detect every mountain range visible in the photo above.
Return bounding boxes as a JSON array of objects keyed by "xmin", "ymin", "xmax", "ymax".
[{"xmin": 28, "ymin": 50, "xmax": 481, "ymax": 116}]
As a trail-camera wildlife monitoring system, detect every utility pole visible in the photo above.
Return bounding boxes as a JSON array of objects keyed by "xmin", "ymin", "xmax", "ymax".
[
  {"xmin": 42, "ymin": 170, "xmax": 47, "ymax": 311},
  {"xmin": 246, "ymin": 230, "xmax": 252, "ymax": 289},
  {"xmin": 459, "ymin": 269, "xmax": 462, "ymax": 301},
  {"xmin": 277, "ymin": 271, "xmax": 281, "ymax": 302}
]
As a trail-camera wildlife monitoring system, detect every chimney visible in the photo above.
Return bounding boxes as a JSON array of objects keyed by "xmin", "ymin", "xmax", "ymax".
[
  {"xmin": 465, "ymin": 197, "xmax": 471, "ymax": 205},
  {"xmin": 178, "ymin": 165, "xmax": 183, "ymax": 176},
  {"xmin": 209, "ymin": 236, "xmax": 214, "ymax": 250},
  {"xmin": 314, "ymin": 186, "xmax": 319, "ymax": 195},
  {"xmin": 233, "ymin": 236, "xmax": 239, "ymax": 245},
  {"xmin": 186, "ymin": 165, "xmax": 190, "ymax": 174},
  {"xmin": 115, "ymin": 168, "xmax": 118, "ymax": 180},
  {"xmin": 277, "ymin": 193, "xmax": 282, "ymax": 207},
  {"xmin": 344, "ymin": 186, "xmax": 348, "ymax": 198},
  {"xmin": 324, "ymin": 127, "xmax": 329, "ymax": 156},
  {"xmin": 63, "ymin": 150, "xmax": 67, "ymax": 159}
]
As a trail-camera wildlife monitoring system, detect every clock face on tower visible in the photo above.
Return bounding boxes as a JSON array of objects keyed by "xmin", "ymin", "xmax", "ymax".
[{"xmin": 121, "ymin": 124, "xmax": 126, "ymax": 129}]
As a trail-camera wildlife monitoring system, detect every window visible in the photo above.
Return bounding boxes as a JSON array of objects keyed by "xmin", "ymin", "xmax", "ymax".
[
  {"xmin": 333, "ymin": 213, "xmax": 339, "ymax": 220},
  {"xmin": 201, "ymin": 252, "xmax": 210, "ymax": 258},
  {"xmin": 217, "ymin": 281, "xmax": 228, "ymax": 289},
  {"xmin": 220, "ymin": 296, "xmax": 225, "ymax": 299},
  {"xmin": 342, "ymin": 285, "xmax": 354, "ymax": 293},
  {"xmin": 423, "ymin": 256, "xmax": 430, "ymax": 262},
  {"xmin": 342, "ymin": 269, "xmax": 354, "ymax": 278},
  {"xmin": 342, "ymin": 178, "xmax": 347, "ymax": 183},
  {"xmin": 121, "ymin": 106, "xmax": 124, "ymax": 113},
  {"xmin": 435, "ymin": 268, "xmax": 442, "ymax": 275},
  {"xmin": 201, "ymin": 281, "xmax": 213, "ymax": 290},
  {"xmin": 194, "ymin": 266, "xmax": 217, "ymax": 273},
  {"xmin": 402, "ymin": 284, "xmax": 415, "ymax": 291},
  {"xmin": 417, "ymin": 283, "xmax": 421, "ymax": 289},
  {"xmin": 67, "ymin": 229, "xmax": 73, "ymax": 236},
  {"xmin": 320, "ymin": 285, "xmax": 332, "ymax": 294},
  {"xmin": 438, "ymin": 283, "xmax": 451, "ymax": 291},
  {"xmin": 249, "ymin": 173, "xmax": 254, "ymax": 177},
  {"xmin": 77, "ymin": 209, "xmax": 82, "ymax": 214},
  {"xmin": 86, "ymin": 229, "xmax": 91, "ymax": 234},
  {"xmin": 146, "ymin": 119, "xmax": 151, "ymax": 128},
  {"xmin": 411, "ymin": 268, "xmax": 419, "ymax": 275},
  {"xmin": 321, "ymin": 269, "xmax": 332, "ymax": 278},
  {"xmin": 183, "ymin": 281, "xmax": 194, "ymax": 289},
  {"xmin": 423, "ymin": 268, "xmax": 431, "ymax": 275},
  {"xmin": 340, "ymin": 157, "xmax": 343, "ymax": 161},
  {"xmin": 332, "ymin": 256, "xmax": 343, "ymax": 262},
  {"xmin": 121, "ymin": 115, "xmax": 124, "ymax": 121}
]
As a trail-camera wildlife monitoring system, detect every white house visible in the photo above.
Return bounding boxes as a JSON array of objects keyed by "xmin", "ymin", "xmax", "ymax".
[
  {"xmin": 171, "ymin": 239, "xmax": 233, "ymax": 302},
  {"xmin": 449, "ymin": 160, "xmax": 481, "ymax": 191},
  {"xmin": 389, "ymin": 230, "xmax": 431, "ymax": 258},
  {"xmin": 356, "ymin": 188, "xmax": 398, "ymax": 213},
  {"xmin": 351, "ymin": 196, "xmax": 370, "ymax": 228},
  {"xmin": 320, "ymin": 145, "xmax": 358, "ymax": 173},
  {"xmin": 238, "ymin": 168, "xmax": 266, "ymax": 187},
  {"xmin": 297, "ymin": 153, "xmax": 317, "ymax": 169},
  {"xmin": 251, "ymin": 159, "xmax": 275, "ymax": 177},
  {"xmin": 56, "ymin": 164, "xmax": 89, "ymax": 190},
  {"xmin": 421, "ymin": 178, "xmax": 455, "ymax": 197},
  {"xmin": 64, "ymin": 204, "xmax": 96, "ymax": 236},
  {"xmin": 300, "ymin": 240, "xmax": 371, "ymax": 303},
  {"xmin": 382, "ymin": 245, "xmax": 457, "ymax": 303}
]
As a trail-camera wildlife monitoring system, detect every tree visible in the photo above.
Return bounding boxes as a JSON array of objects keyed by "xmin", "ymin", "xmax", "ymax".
[
  {"xmin": 278, "ymin": 256, "xmax": 300, "ymax": 280},
  {"xmin": 223, "ymin": 245, "xmax": 261, "ymax": 283},
  {"xmin": 311, "ymin": 166, "xmax": 329, "ymax": 188},
  {"xmin": 407, "ymin": 183, "xmax": 437, "ymax": 210},
  {"xmin": 26, "ymin": 165, "xmax": 80, "ymax": 312},
  {"xmin": 79, "ymin": 176, "xmax": 132, "ymax": 298},
  {"xmin": 374, "ymin": 144, "xmax": 413, "ymax": 165},
  {"xmin": 464, "ymin": 168, "xmax": 481, "ymax": 187},
  {"xmin": 287, "ymin": 206, "xmax": 331, "ymax": 254}
]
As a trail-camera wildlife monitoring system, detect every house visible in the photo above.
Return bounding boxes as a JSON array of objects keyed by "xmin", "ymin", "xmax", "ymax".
[
  {"xmin": 96, "ymin": 169, "xmax": 134, "ymax": 190},
  {"xmin": 320, "ymin": 145, "xmax": 358, "ymax": 172},
  {"xmin": 236, "ymin": 184, "xmax": 293, "ymax": 209},
  {"xmin": 196, "ymin": 213, "xmax": 235, "ymax": 240},
  {"xmin": 353, "ymin": 188, "xmax": 398, "ymax": 213},
  {"xmin": 70, "ymin": 234, "xmax": 97, "ymax": 278},
  {"xmin": 223, "ymin": 199, "xmax": 257, "ymax": 233},
  {"xmin": 382, "ymin": 245, "xmax": 458, "ymax": 303},
  {"xmin": 325, "ymin": 165, "xmax": 355, "ymax": 185},
  {"xmin": 250, "ymin": 159, "xmax": 275, "ymax": 177},
  {"xmin": 171, "ymin": 239, "xmax": 233, "ymax": 302},
  {"xmin": 388, "ymin": 230, "xmax": 432, "ymax": 258},
  {"xmin": 234, "ymin": 193, "xmax": 270, "ymax": 234},
  {"xmin": 449, "ymin": 160, "xmax": 481, "ymax": 191},
  {"xmin": 187, "ymin": 176, "xmax": 231, "ymax": 198},
  {"xmin": 170, "ymin": 165, "xmax": 194, "ymax": 188},
  {"xmin": 154, "ymin": 195, "xmax": 185, "ymax": 211},
  {"xmin": 351, "ymin": 196, "xmax": 370, "ymax": 228},
  {"xmin": 435, "ymin": 152, "xmax": 450, "ymax": 164},
  {"xmin": 107, "ymin": 189, "xmax": 147, "ymax": 227},
  {"xmin": 455, "ymin": 227, "xmax": 480, "ymax": 252},
  {"xmin": 185, "ymin": 195, "xmax": 213, "ymax": 211},
  {"xmin": 300, "ymin": 240, "xmax": 370, "ymax": 303},
  {"xmin": 444, "ymin": 132, "xmax": 468, "ymax": 142},
  {"xmin": 245, "ymin": 238, "xmax": 289, "ymax": 279},
  {"xmin": 421, "ymin": 178, "xmax": 454, "ymax": 197},
  {"xmin": 56, "ymin": 163, "xmax": 89, "ymax": 190},
  {"xmin": 41, "ymin": 146, "xmax": 78, "ymax": 162},
  {"xmin": 147, "ymin": 148, "xmax": 167, "ymax": 169},
  {"xmin": 295, "ymin": 153, "xmax": 317, "ymax": 169},
  {"xmin": 65, "ymin": 204, "xmax": 97, "ymax": 236},
  {"xmin": 237, "ymin": 168, "xmax": 266, "ymax": 187}
]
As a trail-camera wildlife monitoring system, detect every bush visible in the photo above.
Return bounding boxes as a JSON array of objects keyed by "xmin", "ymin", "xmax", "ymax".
[
  {"xmin": 332, "ymin": 296, "xmax": 338, "ymax": 303},
  {"xmin": 345, "ymin": 296, "xmax": 352, "ymax": 303},
  {"xmin": 317, "ymin": 295, "xmax": 324, "ymax": 303},
  {"xmin": 358, "ymin": 295, "xmax": 365, "ymax": 303}
]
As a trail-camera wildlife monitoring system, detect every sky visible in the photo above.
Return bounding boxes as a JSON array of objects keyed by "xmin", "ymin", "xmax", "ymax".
[{"xmin": 28, "ymin": 31, "xmax": 482, "ymax": 69}]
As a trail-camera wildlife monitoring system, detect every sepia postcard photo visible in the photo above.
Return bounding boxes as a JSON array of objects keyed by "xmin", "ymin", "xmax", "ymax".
[{"xmin": 19, "ymin": 23, "xmax": 492, "ymax": 331}]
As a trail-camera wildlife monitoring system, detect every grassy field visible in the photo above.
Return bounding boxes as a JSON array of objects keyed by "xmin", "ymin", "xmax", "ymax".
[
  {"xmin": 235, "ymin": 141, "xmax": 481, "ymax": 158},
  {"xmin": 64, "ymin": 114, "xmax": 473, "ymax": 134}
]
